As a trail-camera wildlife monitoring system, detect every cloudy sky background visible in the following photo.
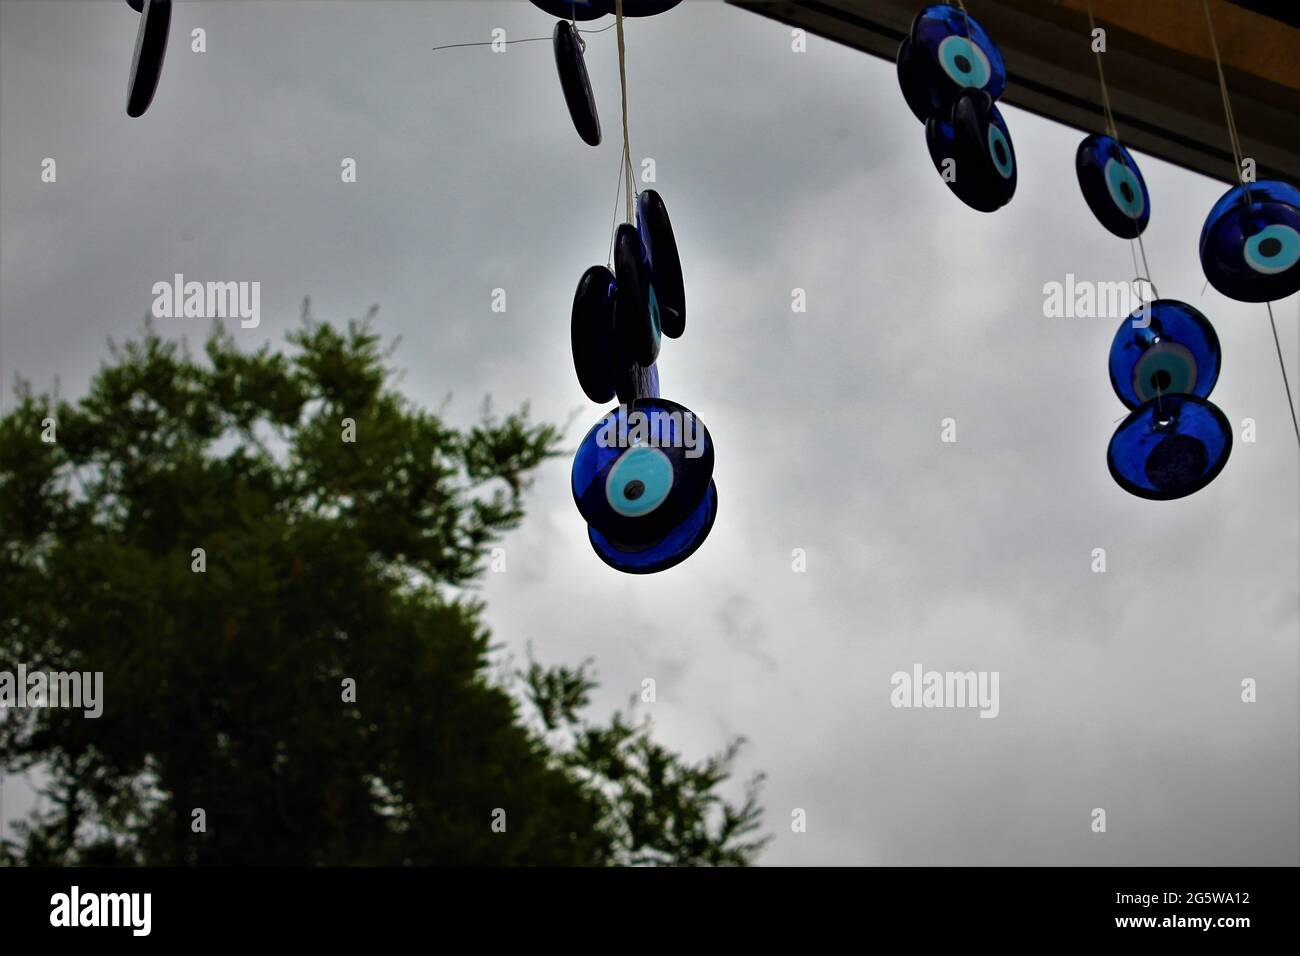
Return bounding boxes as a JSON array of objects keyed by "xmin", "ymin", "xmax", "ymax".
[{"xmin": 1, "ymin": 0, "xmax": 1297, "ymax": 865}]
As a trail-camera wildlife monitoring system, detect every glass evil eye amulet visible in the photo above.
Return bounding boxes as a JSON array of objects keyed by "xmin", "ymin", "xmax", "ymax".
[
  {"xmin": 1106, "ymin": 302, "xmax": 1231, "ymax": 500},
  {"xmin": 125, "ymin": 0, "xmax": 171, "ymax": 118},
  {"xmin": 530, "ymin": 1, "xmax": 682, "ymax": 21},
  {"xmin": 897, "ymin": 3, "xmax": 1007, "ymax": 122},
  {"xmin": 1200, "ymin": 180, "xmax": 1300, "ymax": 302},
  {"xmin": 1108, "ymin": 395, "xmax": 1232, "ymax": 501},
  {"xmin": 1076, "ymin": 134, "xmax": 1150, "ymax": 239},
  {"xmin": 1108, "ymin": 300, "xmax": 1220, "ymax": 410},
  {"xmin": 572, "ymin": 399, "xmax": 717, "ymax": 573},
  {"xmin": 569, "ymin": 191, "xmax": 714, "ymax": 572},
  {"xmin": 925, "ymin": 89, "xmax": 1017, "ymax": 212}
]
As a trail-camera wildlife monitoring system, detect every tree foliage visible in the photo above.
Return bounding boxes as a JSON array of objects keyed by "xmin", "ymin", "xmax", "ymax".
[{"xmin": 0, "ymin": 307, "xmax": 765, "ymax": 866}]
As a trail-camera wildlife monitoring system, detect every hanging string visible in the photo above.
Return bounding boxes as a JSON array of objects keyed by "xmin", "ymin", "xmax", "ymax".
[
  {"xmin": 1085, "ymin": 1, "xmax": 1157, "ymax": 301},
  {"xmin": 1084, "ymin": 5, "xmax": 1119, "ymax": 141},
  {"xmin": 430, "ymin": 36, "xmax": 551, "ymax": 53},
  {"xmin": 614, "ymin": 0, "xmax": 637, "ymax": 413},
  {"xmin": 430, "ymin": 21, "xmax": 615, "ymax": 54},
  {"xmin": 1201, "ymin": 0, "xmax": 1249, "ymax": 194},
  {"xmin": 607, "ymin": 148, "xmax": 628, "ymax": 268},
  {"xmin": 614, "ymin": 0, "xmax": 635, "ymax": 223},
  {"xmin": 1265, "ymin": 301, "xmax": 1300, "ymax": 442},
  {"xmin": 952, "ymin": 0, "xmax": 973, "ymax": 45},
  {"xmin": 1201, "ymin": 0, "xmax": 1298, "ymax": 444}
]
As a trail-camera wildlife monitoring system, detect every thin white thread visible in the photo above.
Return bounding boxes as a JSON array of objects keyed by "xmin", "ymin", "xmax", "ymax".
[
  {"xmin": 615, "ymin": 0, "xmax": 635, "ymax": 224},
  {"xmin": 430, "ymin": 21, "xmax": 615, "ymax": 54},
  {"xmin": 1201, "ymin": 0, "xmax": 1248, "ymax": 188},
  {"xmin": 607, "ymin": 149, "xmax": 627, "ymax": 268},
  {"xmin": 1266, "ymin": 300, "xmax": 1300, "ymax": 443}
]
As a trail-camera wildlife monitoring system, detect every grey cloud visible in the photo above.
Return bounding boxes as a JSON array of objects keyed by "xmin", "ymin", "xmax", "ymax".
[{"xmin": 2, "ymin": 0, "xmax": 1295, "ymax": 864}]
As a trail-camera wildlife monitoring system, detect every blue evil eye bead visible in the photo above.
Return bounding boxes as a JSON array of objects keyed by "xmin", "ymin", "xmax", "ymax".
[
  {"xmin": 553, "ymin": 21, "xmax": 601, "ymax": 146},
  {"xmin": 925, "ymin": 90, "xmax": 1016, "ymax": 212},
  {"xmin": 126, "ymin": 0, "xmax": 170, "ymax": 117},
  {"xmin": 896, "ymin": 4, "xmax": 1006, "ymax": 123},
  {"xmin": 1076, "ymin": 134, "xmax": 1150, "ymax": 238},
  {"xmin": 531, "ymin": 1, "xmax": 606, "ymax": 21},
  {"xmin": 613, "ymin": 223, "xmax": 662, "ymax": 368},
  {"xmin": 1199, "ymin": 180, "xmax": 1300, "ymax": 302},
  {"xmin": 571, "ymin": 266, "xmax": 617, "ymax": 402},
  {"xmin": 531, "ymin": 0, "xmax": 682, "ymax": 17},
  {"xmin": 1108, "ymin": 300, "xmax": 1221, "ymax": 410},
  {"xmin": 573, "ymin": 397, "xmax": 715, "ymax": 548},
  {"xmin": 637, "ymin": 190, "xmax": 685, "ymax": 339},
  {"xmin": 1107, "ymin": 394, "xmax": 1232, "ymax": 501},
  {"xmin": 602, "ymin": 0, "xmax": 683, "ymax": 14}
]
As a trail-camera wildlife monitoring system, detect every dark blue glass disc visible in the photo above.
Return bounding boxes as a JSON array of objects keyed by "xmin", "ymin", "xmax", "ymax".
[
  {"xmin": 531, "ymin": 0, "xmax": 681, "ymax": 18},
  {"xmin": 1076, "ymin": 134, "xmax": 1150, "ymax": 238},
  {"xmin": 589, "ymin": 479, "xmax": 717, "ymax": 574},
  {"xmin": 571, "ymin": 265, "xmax": 617, "ymax": 403},
  {"xmin": 613, "ymin": 223, "xmax": 662, "ymax": 368},
  {"xmin": 127, "ymin": 0, "xmax": 170, "ymax": 118},
  {"xmin": 572, "ymin": 397, "xmax": 714, "ymax": 544},
  {"xmin": 896, "ymin": 4, "xmax": 1006, "ymax": 123},
  {"xmin": 1107, "ymin": 395, "xmax": 1232, "ymax": 500},
  {"xmin": 1199, "ymin": 180, "xmax": 1300, "ymax": 302},
  {"xmin": 925, "ymin": 89, "xmax": 1016, "ymax": 212},
  {"xmin": 637, "ymin": 190, "xmax": 685, "ymax": 339},
  {"xmin": 607, "ymin": 0, "xmax": 683, "ymax": 14},
  {"xmin": 553, "ymin": 20, "xmax": 600, "ymax": 146},
  {"xmin": 1108, "ymin": 300, "xmax": 1221, "ymax": 410},
  {"xmin": 530, "ymin": 1, "xmax": 605, "ymax": 21}
]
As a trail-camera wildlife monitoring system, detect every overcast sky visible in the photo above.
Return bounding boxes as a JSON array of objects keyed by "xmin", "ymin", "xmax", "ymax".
[{"xmin": 2, "ymin": 0, "xmax": 1297, "ymax": 865}]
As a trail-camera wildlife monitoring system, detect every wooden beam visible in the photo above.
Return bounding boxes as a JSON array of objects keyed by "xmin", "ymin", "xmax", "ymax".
[{"xmin": 727, "ymin": 0, "xmax": 1300, "ymax": 185}]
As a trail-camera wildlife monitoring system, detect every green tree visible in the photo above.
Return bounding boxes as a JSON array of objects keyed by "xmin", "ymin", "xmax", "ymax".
[{"xmin": 0, "ymin": 306, "xmax": 766, "ymax": 866}]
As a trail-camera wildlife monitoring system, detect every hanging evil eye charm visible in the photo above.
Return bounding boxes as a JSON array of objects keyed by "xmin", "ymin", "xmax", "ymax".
[
  {"xmin": 1108, "ymin": 395, "xmax": 1232, "ymax": 500},
  {"xmin": 530, "ymin": 0, "xmax": 605, "ymax": 21},
  {"xmin": 1076, "ymin": 134, "xmax": 1150, "ymax": 239},
  {"xmin": 553, "ymin": 20, "xmax": 601, "ymax": 146},
  {"xmin": 126, "ymin": 0, "xmax": 171, "ymax": 117},
  {"xmin": 571, "ymin": 266, "xmax": 618, "ymax": 402},
  {"xmin": 571, "ymin": 260, "xmax": 660, "ymax": 405},
  {"xmin": 896, "ymin": 3, "xmax": 1006, "ymax": 123},
  {"xmin": 603, "ymin": 0, "xmax": 683, "ymax": 14},
  {"xmin": 637, "ymin": 190, "xmax": 685, "ymax": 338},
  {"xmin": 925, "ymin": 89, "xmax": 1016, "ymax": 212},
  {"xmin": 1199, "ymin": 180, "xmax": 1300, "ymax": 302},
  {"xmin": 1108, "ymin": 300, "xmax": 1221, "ymax": 410},
  {"xmin": 573, "ymin": 398, "xmax": 717, "ymax": 573},
  {"xmin": 531, "ymin": 0, "xmax": 682, "ymax": 18},
  {"xmin": 613, "ymin": 223, "xmax": 662, "ymax": 367}
]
